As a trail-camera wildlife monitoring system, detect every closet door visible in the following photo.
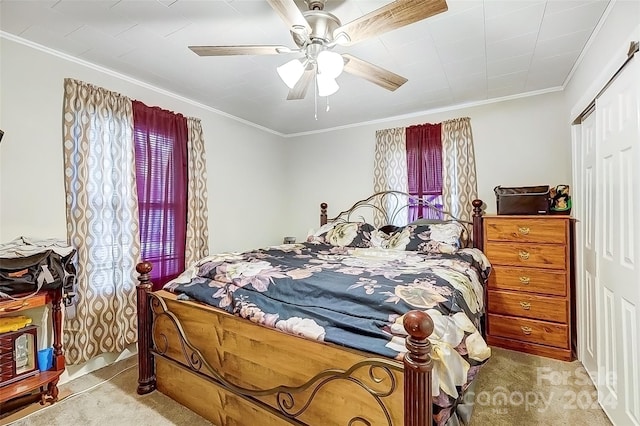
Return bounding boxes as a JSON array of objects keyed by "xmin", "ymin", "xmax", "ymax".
[
  {"xmin": 577, "ymin": 111, "xmax": 598, "ymax": 380},
  {"xmin": 595, "ymin": 55, "xmax": 640, "ymax": 425}
]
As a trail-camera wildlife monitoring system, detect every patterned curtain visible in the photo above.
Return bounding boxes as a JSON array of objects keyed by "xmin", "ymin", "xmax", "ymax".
[
  {"xmin": 62, "ymin": 79, "xmax": 140, "ymax": 365},
  {"xmin": 185, "ymin": 117, "xmax": 210, "ymax": 267},
  {"xmin": 441, "ymin": 117, "xmax": 478, "ymax": 223},
  {"xmin": 373, "ymin": 128, "xmax": 408, "ymax": 226}
]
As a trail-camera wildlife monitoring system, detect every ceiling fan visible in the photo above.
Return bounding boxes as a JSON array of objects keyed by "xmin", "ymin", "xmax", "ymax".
[{"xmin": 189, "ymin": 0, "xmax": 448, "ymax": 100}]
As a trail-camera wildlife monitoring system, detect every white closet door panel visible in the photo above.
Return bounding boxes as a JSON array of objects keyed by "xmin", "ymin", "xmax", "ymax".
[
  {"xmin": 595, "ymin": 55, "xmax": 640, "ymax": 426},
  {"xmin": 622, "ymin": 301, "xmax": 639, "ymax": 419},
  {"xmin": 577, "ymin": 111, "xmax": 598, "ymax": 378}
]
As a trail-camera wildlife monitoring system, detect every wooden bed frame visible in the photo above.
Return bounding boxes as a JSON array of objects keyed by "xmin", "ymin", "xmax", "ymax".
[{"xmin": 135, "ymin": 194, "xmax": 486, "ymax": 426}]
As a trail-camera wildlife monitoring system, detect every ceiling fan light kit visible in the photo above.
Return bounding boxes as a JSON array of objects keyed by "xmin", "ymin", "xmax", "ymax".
[
  {"xmin": 277, "ymin": 49, "xmax": 343, "ymax": 93},
  {"xmin": 189, "ymin": 0, "xmax": 448, "ymax": 107},
  {"xmin": 316, "ymin": 74, "xmax": 339, "ymax": 97},
  {"xmin": 277, "ymin": 58, "xmax": 307, "ymax": 89},
  {"xmin": 316, "ymin": 50, "xmax": 344, "ymax": 79}
]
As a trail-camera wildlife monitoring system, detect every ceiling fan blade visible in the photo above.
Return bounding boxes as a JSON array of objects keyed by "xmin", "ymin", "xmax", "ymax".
[
  {"xmin": 189, "ymin": 45, "xmax": 293, "ymax": 56},
  {"xmin": 334, "ymin": 0, "xmax": 448, "ymax": 46},
  {"xmin": 342, "ymin": 54, "xmax": 408, "ymax": 91},
  {"xmin": 287, "ymin": 68, "xmax": 315, "ymax": 100},
  {"xmin": 266, "ymin": 0, "xmax": 312, "ymax": 34}
]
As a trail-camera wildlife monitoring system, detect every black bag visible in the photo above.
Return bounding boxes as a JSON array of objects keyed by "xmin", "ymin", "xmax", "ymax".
[
  {"xmin": 0, "ymin": 250, "xmax": 76, "ymax": 297},
  {"xmin": 494, "ymin": 185, "xmax": 550, "ymax": 215}
]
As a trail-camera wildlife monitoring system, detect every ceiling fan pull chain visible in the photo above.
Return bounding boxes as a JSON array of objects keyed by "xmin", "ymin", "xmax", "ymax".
[
  {"xmin": 314, "ymin": 70, "xmax": 318, "ymax": 120},
  {"xmin": 326, "ymin": 96, "xmax": 330, "ymax": 112}
]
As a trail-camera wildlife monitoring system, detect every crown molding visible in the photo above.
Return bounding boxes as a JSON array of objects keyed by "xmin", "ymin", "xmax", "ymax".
[
  {"xmin": 1, "ymin": 31, "xmax": 565, "ymax": 139},
  {"xmin": 283, "ymin": 86, "xmax": 564, "ymax": 138},
  {"xmin": 0, "ymin": 31, "xmax": 286, "ymax": 138}
]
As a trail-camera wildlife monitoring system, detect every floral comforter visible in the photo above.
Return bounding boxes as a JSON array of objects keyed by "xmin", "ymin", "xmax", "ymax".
[{"xmin": 165, "ymin": 242, "xmax": 492, "ymax": 425}]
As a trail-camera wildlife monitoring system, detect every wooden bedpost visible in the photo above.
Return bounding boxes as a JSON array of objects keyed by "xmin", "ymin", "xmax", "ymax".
[
  {"xmin": 471, "ymin": 199, "xmax": 488, "ymax": 339},
  {"xmin": 472, "ymin": 199, "xmax": 484, "ymax": 250},
  {"xmin": 320, "ymin": 202, "xmax": 328, "ymax": 226},
  {"xmin": 136, "ymin": 261, "xmax": 156, "ymax": 395},
  {"xmin": 403, "ymin": 310, "xmax": 434, "ymax": 426}
]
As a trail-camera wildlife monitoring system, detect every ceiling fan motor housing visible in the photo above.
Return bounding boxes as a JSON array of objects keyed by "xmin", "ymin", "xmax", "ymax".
[
  {"xmin": 299, "ymin": 11, "xmax": 341, "ymax": 46},
  {"xmin": 305, "ymin": 0, "xmax": 326, "ymax": 11},
  {"xmin": 188, "ymin": 0, "xmax": 448, "ymax": 99}
]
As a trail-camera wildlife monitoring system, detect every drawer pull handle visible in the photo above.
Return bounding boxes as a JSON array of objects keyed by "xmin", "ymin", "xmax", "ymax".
[
  {"xmin": 0, "ymin": 302, "xmax": 28, "ymax": 313},
  {"xmin": 520, "ymin": 301, "xmax": 531, "ymax": 310},
  {"xmin": 518, "ymin": 250, "xmax": 530, "ymax": 260},
  {"xmin": 519, "ymin": 276, "xmax": 531, "ymax": 284},
  {"xmin": 518, "ymin": 226, "xmax": 530, "ymax": 235},
  {"xmin": 521, "ymin": 326, "xmax": 532, "ymax": 335}
]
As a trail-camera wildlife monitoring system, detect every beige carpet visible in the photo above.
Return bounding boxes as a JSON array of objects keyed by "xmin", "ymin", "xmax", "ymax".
[
  {"xmin": 469, "ymin": 347, "xmax": 612, "ymax": 426},
  {"xmin": 2, "ymin": 348, "xmax": 612, "ymax": 426},
  {"xmin": 1, "ymin": 356, "xmax": 212, "ymax": 426}
]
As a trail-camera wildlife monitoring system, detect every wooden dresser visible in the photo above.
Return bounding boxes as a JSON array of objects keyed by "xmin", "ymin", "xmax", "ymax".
[{"xmin": 483, "ymin": 215, "xmax": 575, "ymax": 361}]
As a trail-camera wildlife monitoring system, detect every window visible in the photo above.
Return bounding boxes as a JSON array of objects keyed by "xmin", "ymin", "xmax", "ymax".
[
  {"xmin": 406, "ymin": 123, "xmax": 443, "ymax": 222},
  {"xmin": 133, "ymin": 101, "xmax": 188, "ymax": 290},
  {"xmin": 374, "ymin": 118, "xmax": 477, "ymax": 228}
]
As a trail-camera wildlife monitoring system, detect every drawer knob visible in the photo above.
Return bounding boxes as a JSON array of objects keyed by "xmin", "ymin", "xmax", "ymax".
[
  {"xmin": 519, "ymin": 276, "xmax": 531, "ymax": 284},
  {"xmin": 517, "ymin": 226, "xmax": 530, "ymax": 235},
  {"xmin": 520, "ymin": 301, "xmax": 531, "ymax": 310},
  {"xmin": 518, "ymin": 250, "xmax": 530, "ymax": 260},
  {"xmin": 521, "ymin": 326, "xmax": 533, "ymax": 335}
]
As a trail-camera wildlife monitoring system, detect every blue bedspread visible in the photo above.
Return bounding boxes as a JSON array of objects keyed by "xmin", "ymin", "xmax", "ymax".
[{"xmin": 164, "ymin": 242, "xmax": 492, "ymax": 425}]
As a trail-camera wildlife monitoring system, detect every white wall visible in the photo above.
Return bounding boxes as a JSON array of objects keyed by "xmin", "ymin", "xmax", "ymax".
[
  {"xmin": 284, "ymin": 91, "xmax": 572, "ymax": 242},
  {"xmin": 0, "ymin": 37, "xmax": 289, "ymax": 382},
  {"xmin": 565, "ymin": 0, "xmax": 640, "ymax": 118},
  {"xmin": 0, "ymin": 38, "xmax": 288, "ymax": 253},
  {"xmin": 5, "ymin": 1, "xmax": 635, "ymax": 252}
]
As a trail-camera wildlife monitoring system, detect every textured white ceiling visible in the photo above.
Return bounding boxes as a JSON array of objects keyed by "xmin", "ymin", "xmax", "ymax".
[{"xmin": 0, "ymin": 0, "xmax": 610, "ymax": 135}]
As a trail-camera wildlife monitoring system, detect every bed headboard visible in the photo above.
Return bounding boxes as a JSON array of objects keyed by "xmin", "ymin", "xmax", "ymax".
[{"xmin": 320, "ymin": 191, "xmax": 485, "ymax": 250}]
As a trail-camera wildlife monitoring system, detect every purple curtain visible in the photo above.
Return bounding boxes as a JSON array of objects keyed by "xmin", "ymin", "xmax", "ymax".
[
  {"xmin": 406, "ymin": 123, "xmax": 443, "ymax": 221},
  {"xmin": 133, "ymin": 101, "xmax": 188, "ymax": 291}
]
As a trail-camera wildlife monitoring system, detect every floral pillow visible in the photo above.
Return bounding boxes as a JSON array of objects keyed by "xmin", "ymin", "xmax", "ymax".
[
  {"xmin": 373, "ymin": 222, "xmax": 466, "ymax": 254},
  {"xmin": 307, "ymin": 222, "xmax": 375, "ymax": 248}
]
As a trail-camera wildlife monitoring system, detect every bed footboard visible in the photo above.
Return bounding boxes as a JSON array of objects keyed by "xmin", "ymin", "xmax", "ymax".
[{"xmin": 135, "ymin": 263, "xmax": 434, "ymax": 425}]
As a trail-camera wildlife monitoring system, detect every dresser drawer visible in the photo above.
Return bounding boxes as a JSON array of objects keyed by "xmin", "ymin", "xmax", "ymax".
[
  {"xmin": 0, "ymin": 351, "xmax": 12, "ymax": 364},
  {"xmin": 0, "ymin": 336, "xmax": 13, "ymax": 354},
  {"xmin": 0, "ymin": 367, "xmax": 14, "ymax": 383},
  {"xmin": 485, "ymin": 218, "xmax": 567, "ymax": 244},
  {"xmin": 488, "ymin": 266, "xmax": 567, "ymax": 296},
  {"xmin": 0, "ymin": 357, "xmax": 13, "ymax": 377},
  {"xmin": 488, "ymin": 290, "xmax": 568, "ymax": 323},
  {"xmin": 485, "ymin": 242, "xmax": 566, "ymax": 269},
  {"xmin": 488, "ymin": 314, "xmax": 569, "ymax": 349}
]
